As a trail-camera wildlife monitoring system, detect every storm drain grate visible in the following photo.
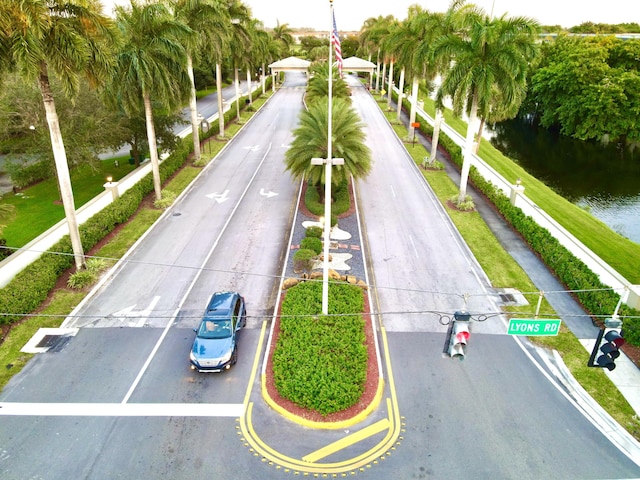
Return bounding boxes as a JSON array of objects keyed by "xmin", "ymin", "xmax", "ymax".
[
  {"xmin": 499, "ymin": 293, "xmax": 517, "ymax": 303},
  {"xmin": 35, "ymin": 335, "xmax": 72, "ymax": 352}
]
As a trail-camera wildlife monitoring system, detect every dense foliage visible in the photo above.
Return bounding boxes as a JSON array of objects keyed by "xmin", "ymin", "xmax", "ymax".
[
  {"xmin": 273, "ymin": 281, "xmax": 367, "ymax": 416},
  {"xmin": 522, "ymin": 36, "xmax": 640, "ymax": 142}
]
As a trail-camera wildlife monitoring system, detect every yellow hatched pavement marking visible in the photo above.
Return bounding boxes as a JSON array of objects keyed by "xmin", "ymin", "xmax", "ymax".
[{"xmin": 302, "ymin": 418, "xmax": 391, "ymax": 463}]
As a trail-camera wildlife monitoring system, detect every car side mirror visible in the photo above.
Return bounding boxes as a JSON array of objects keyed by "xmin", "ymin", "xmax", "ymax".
[{"xmin": 193, "ymin": 328, "xmax": 197, "ymax": 333}]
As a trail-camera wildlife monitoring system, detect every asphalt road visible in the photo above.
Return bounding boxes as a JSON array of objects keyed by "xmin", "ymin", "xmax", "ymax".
[{"xmin": 0, "ymin": 72, "xmax": 639, "ymax": 479}]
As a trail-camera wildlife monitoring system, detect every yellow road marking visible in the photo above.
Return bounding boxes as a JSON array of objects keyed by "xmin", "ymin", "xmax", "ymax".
[
  {"xmin": 302, "ymin": 418, "xmax": 391, "ymax": 463},
  {"xmin": 242, "ymin": 320, "xmax": 268, "ymax": 407}
]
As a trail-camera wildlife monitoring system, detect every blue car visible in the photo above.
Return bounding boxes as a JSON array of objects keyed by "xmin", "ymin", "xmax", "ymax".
[{"xmin": 190, "ymin": 291, "xmax": 246, "ymax": 372}]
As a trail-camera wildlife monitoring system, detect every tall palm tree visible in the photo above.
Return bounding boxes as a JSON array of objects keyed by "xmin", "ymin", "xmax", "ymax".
[
  {"xmin": 224, "ymin": 0, "xmax": 251, "ymax": 121},
  {"xmin": 359, "ymin": 15, "xmax": 395, "ymax": 91},
  {"xmin": 170, "ymin": 0, "xmax": 230, "ymax": 162},
  {"xmin": 111, "ymin": 0, "xmax": 192, "ymax": 201},
  {"xmin": 0, "ymin": 0, "xmax": 118, "ymax": 271},
  {"xmin": 285, "ymin": 97, "xmax": 371, "ymax": 196},
  {"xmin": 249, "ymin": 22, "xmax": 279, "ymax": 94},
  {"xmin": 433, "ymin": 7, "xmax": 539, "ymax": 204},
  {"xmin": 413, "ymin": 0, "xmax": 470, "ymax": 166},
  {"xmin": 272, "ymin": 20, "xmax": 294, "ymax": 56}
]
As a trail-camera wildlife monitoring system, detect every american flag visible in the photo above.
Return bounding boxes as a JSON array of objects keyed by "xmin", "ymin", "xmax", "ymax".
[{"xmin": 331, "ymin": 11, "xmax": 343, "ymax": 77}]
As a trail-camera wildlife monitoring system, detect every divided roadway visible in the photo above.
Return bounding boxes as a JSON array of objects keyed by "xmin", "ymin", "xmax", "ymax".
[{"xmin": 0, "ymin": 72, "xmax": 638, "ymax": 479}]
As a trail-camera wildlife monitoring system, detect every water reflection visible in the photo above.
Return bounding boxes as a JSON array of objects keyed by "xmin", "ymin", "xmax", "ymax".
[{"xmin": 490, "ymin": 119, "xmax": 640, "ymax": 244}]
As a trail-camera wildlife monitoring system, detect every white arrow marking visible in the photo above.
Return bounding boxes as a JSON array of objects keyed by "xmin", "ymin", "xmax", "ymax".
[
  {"xmin": 260, "ymin": 188, "xmax": 278, "ymax": 198},
  {"xmin": 111, "ymin": 296, "xmax": 161, "ymax": 327},
  {"xmin": 243, "ymin": 145, "xmax": 260, "ymax": 152},
  {"xmin": 206, "ymin": 190, "xmax": 229, "ymax": 203}
]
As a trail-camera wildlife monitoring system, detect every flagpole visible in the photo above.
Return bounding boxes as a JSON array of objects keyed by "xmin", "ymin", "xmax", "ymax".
[{"xmin": 321, "ymin": 0, "xmax": 334, "ymax": 315}]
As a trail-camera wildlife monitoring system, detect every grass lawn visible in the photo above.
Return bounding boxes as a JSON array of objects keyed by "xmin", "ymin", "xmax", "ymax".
[{"xmin": 1, "ymin": 156, "xmax": 136, "ymax": 247}]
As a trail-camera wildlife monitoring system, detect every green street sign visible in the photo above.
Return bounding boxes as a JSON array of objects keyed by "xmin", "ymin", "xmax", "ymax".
[{"xmin": 507, "ymin": 318, "xmax": 561, "ymax": 336}]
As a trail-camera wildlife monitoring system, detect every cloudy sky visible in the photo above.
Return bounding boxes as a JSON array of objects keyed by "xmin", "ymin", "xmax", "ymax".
[{"xmin": 100, "ymin": 0, "xmax": 634, "ymax": 32}]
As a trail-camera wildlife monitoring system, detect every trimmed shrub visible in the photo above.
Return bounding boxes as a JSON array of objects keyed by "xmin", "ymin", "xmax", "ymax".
[
  {"xmin": 293, "ymin": 248, "xmax": 316, "ymax": 273},
  {"xmin": 273, "ymin": 281, "xmax": 367, "ymax": 416},
  {"xmin": 305, "ymin": 226, "xmax": 323, "ymax": 238},
  {"xmin": 301, "ymin": 236, "xmax": 322, "ymax": 255},
  {"xmin": 6, "ymin": 159, "xmax": 53, "ymax": 188}
]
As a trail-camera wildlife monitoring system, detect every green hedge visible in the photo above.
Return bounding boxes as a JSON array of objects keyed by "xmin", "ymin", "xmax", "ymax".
[
  {"xmin": 6, "ymin": 159, "xmax": 53, "ymax": 188},
  {"xmin": 399, "ymin": 94, "xmax": 640, "ymax": 345},
  {"xmin": 273, "ymin": 281, "xmax": 367, "ymax": 416},
  {"xmin": 0, "ymin": 87, "xmax": 266, "ymax": 327}
]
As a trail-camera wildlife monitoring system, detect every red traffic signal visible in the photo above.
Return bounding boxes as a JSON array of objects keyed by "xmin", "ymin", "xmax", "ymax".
[
  {"xmin": 597, "ymin": 330, "xmax": 625, "ymax": 371},
  {"xmin": 448, "ymin": 315, "xmax": 470, "ymax": 360},
  {"xmin": 588, "ymin": 328, "xmax": 624, "ymax": 371}
]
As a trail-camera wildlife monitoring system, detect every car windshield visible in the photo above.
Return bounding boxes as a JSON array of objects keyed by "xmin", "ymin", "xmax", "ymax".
[{"xmin": 197, "ymin": 319, "xmax": 232, "ymax": 339}]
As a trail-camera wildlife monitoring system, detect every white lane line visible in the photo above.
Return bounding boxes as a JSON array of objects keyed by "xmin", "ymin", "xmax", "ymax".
[
  {"xmin": 121, "ymin": 143, "xmax": 274, "ymax": 404},
  {"xmin": 408, "ymin": 234, "xmax": 420, "ymax": 260},
  {"xmin": 389, "ymin": 184, "xmax": 397, "ymax": 198},
  {"xmin": 0, "ymin": 402, "xmax": 245, "ymax": 417}
]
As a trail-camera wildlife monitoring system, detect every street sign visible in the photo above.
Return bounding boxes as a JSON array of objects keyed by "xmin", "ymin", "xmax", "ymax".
[{"xmin": 507, "ymin": 318, "xmax": 561, "ymax": 336}]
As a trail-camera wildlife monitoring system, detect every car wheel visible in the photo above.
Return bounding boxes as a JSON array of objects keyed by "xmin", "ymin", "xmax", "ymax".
[{"xmin": 232, "ymin": 346, "xmax": 238, "ymax": 365}]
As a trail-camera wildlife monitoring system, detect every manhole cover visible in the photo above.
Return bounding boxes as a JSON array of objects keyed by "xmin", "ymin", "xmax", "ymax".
[{"xmin": 173, "ymin": 212, "xmax": 182, "ymax": 217}]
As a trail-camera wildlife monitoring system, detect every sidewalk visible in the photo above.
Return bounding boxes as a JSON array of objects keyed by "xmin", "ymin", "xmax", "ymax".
[{"xmin": 389, "ymin": 99, "xmax": 640, "ymax": 418}]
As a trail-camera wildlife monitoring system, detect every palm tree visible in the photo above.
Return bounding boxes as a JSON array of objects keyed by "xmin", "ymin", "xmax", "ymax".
[
  {"xmin": 413, "ymin": 1, "xmax": 470, "ymax": 167},
  {"xmin": 170, "ymin": 0, "xmax": 230, "ymax": 162},
  {"xmin": 272, "ymin": 20, "xmax": 294, "ymax": 56},
  {"xmin": 359, "ymin": 15, "xmax": 395, "ymax": 91},
  {"xmin": 111, "ymin": 0, "xmax": 192, "ymax": 201},
  {"xmin": 305, "ymin": 62, "xmax": 351, "ymax": 105},
  {"xmin": 224, "ymin": 0, "xmax": 252, "ymax": 121},
  {"xmin": 285, "ymin": 97, "xmax": 371, "ymax": 197},
  {"xmin": 0, "ymin": 0, "xmax": 118, "ymax": 271},
  {"xmin": 433, "ymin": 7, "xmax": 539, "ymax": 204}
]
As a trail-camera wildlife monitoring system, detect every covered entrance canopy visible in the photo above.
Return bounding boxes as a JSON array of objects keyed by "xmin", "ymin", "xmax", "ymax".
[
  {"xmin": 341, "ymin": 57, "xmax": 376, "ymax": 89},
  {"xmin": 268, "ymin": 56, "xmax": 311, "ymax": 90}
]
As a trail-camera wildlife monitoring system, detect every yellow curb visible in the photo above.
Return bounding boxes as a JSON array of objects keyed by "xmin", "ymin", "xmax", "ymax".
[{"xmin": 260, "ymin": 374, "xmax": 385, "ymax": 430}]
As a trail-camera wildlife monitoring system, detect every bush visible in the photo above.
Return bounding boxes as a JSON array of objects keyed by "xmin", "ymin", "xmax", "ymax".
[
  {"xmin": 67, "ymin": 270, "xmax": 96, "ymax": 290},
  {"xmin": 273, "ymin": 281, "xmax": 367, "ymax": 416},
  {"xmin": 300, "ymin": 236, "xmax": 322, "ymax": 254},
  {"xmin": 305, "ymin": 226, "xmax": 323, "ymax": 238},
  {"xmin": 305, "ymin": 180, "xmax": 350, "ymax": 220},
  {"xmin": 153, "ymin": 189, "xmax": 177, "ymax": 209},
  {"xmin": 293, "ymin": 248, "xmax": 316, "ymax": 273},
  {"xmin": 6, "ymin": 159, "xmax": 53, "ymax": 188}
]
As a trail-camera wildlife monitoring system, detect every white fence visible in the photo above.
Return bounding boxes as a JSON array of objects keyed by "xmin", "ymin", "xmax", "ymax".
[{"xmin": 403, "ymin": 92, "xmax": 640, "ymax": 310}]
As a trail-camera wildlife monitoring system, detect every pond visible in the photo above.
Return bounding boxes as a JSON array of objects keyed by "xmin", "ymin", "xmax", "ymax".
[{"xmin": 489, "ymin": 119, "xmax": 640, "ymax": 244}]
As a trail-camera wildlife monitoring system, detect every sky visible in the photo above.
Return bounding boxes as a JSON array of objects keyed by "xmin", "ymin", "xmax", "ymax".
[{"xmin": 100, "ymin": 0, "xmax": 636, "ymax": 32}]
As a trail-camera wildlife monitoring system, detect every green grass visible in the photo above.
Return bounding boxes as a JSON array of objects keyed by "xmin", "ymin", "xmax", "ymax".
[
  {"xmin": 418, "ymin": 95, "xmax": 640, "ymax": 283},
  {"xmin": 1, "ymin": 156, "xmax": 136, "ymax": 247},
  {"xmin": 0, "ymin": 290, "xmax": 85, "ymax": 390},
  {"xmin": 390, "ymin": 109, "xmax": 640, "ymax": 440}
]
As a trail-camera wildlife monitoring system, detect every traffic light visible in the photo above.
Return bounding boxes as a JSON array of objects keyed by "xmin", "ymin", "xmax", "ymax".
[
  {"xmin": 448, "ymin": 311, "xmax": 471, "ymax": 360},
  {"xmin": 588, "ymin": 325, "xmax": 625, "ymax": 371}
]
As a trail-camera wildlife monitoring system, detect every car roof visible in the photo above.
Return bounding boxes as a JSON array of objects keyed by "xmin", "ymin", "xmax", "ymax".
[{"xmin": 205, "ymin": 291, "xmax": 237, "ymax": 316}]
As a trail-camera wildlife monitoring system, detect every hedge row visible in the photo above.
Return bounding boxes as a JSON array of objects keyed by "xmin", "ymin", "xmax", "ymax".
[
  {"xmin": 398, "ymin": 94, "xmax": 640, "ymax": 345},
  {"xmin": 0, "ymin": 82, "xmax": 271, "ymax": 327},
  {"xmin": 273, "ymin": 281, "xmax": 367, "ymax": 416},
  {"xmin": 6, "ymin": 159, "xmax": 53, "ymax": 188}
]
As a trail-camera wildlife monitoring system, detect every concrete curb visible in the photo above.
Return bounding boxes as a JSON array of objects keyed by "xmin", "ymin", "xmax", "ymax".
[{"xmin": 536, "ymin": 346, "xmax": 640, "ymax": 466}]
